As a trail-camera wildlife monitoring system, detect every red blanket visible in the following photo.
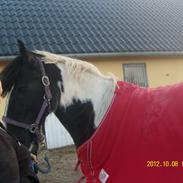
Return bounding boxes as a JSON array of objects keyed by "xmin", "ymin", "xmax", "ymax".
[{"xmin": 77, "ymin": 81, "xmax": 183, "ymax": 183}]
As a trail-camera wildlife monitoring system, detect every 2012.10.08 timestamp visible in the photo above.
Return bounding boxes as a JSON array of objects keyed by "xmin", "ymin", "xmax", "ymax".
[{"xmin": 146, "ymin": 160, "xmax": 183, "ymax": 168}]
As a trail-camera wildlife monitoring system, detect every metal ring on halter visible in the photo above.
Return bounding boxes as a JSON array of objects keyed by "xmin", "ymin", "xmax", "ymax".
[
  {"xmin": 29, "ymin": 124, "xmax": 38, "ymax": 134},
  {"xmin": 42, "ymin": 76, "xmax": 50, "ymax": 86},
  {"xmin": 43, "ymin": 95, "xmax": 51, "ymax": 103}
]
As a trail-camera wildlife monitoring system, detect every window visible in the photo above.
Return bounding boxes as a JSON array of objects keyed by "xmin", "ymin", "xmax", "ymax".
[{"xmin": 123, "ymin": 63, "xmax": 148, "ymax": 87}]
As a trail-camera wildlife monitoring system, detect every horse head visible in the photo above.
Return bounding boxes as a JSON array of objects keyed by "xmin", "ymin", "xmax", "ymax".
[
  {"xmin": 0, "ymin": 40, "xmax": 116, "ymax": 150},
  {"xmin": 0, "ymin": 40, "xmax": 62, "ymax": 153}
]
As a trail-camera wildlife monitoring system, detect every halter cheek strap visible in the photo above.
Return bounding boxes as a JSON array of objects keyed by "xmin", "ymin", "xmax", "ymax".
[{"xmin": 3, "ymin": 56, "xmax": 52, "ymax": 142}]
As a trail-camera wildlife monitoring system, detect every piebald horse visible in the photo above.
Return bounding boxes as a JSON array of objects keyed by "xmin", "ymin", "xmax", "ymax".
[{"xmin": 1, "ymin": 41, "xmax": 183, "ymax": 183}]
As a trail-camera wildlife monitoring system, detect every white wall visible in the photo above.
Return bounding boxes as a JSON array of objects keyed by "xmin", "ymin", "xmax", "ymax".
[{"xmin": 45, "ymin": 113, "xmax": 74, "ymax": 149}]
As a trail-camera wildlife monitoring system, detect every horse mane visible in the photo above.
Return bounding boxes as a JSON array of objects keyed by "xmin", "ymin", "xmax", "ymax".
[
  {"xmin": 0, "ymin": 56, "xmax": 22, "ymax": 97},
  {"xmin": 35, "ymin": 50, "xmax": 117, "ymax": 83},
  {"xmin": 0, "ymin": 50, "xmax": 117, "ymax": 96}
]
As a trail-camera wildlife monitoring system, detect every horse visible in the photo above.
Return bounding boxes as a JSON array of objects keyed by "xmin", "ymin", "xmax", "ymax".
[
  {"xmin": 1, "ymin": 40, "xmax": 183, "ymax": 183},
  {"xmin": 0, "ymin": 119, "xmax": 40, "ymax": 182}
]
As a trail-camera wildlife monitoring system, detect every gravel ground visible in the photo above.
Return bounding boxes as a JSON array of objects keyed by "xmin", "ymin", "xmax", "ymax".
[{"xmin": 38, "ymin": 145, "xmax": 82, "ymax": 183}]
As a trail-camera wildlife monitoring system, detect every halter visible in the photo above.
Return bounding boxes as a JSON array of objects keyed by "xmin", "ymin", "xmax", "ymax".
[{"xmin": 2, "ymin": 56, "xmax": 52, "ymax": 142}]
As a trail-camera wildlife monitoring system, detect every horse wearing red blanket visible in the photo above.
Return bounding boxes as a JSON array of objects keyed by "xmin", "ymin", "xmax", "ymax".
[
  {"xmin": 2, "ymin": 41, "xmax": 183, "ymax": 183},
  {"xmin": 77, "ymin": 82, "xmax": 183, "ymax": 183}
]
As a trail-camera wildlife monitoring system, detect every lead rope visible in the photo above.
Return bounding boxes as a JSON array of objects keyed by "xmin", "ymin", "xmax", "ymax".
[
  {"xmin": 30, "ymin": 139, "xmax": 51, "ymax": 174},
  {"xmin": 37, "ymin": 137, "xmax": 51, "ymax": 174}
]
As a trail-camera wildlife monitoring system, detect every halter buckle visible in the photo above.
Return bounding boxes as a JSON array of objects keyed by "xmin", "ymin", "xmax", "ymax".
[
  {"xmin": 29, "ymin": 124, "xmax": 38, "ymax": 134},
  {"xmin": 42, "ymin": 76, "xmax": 50, "ymax": 86}
]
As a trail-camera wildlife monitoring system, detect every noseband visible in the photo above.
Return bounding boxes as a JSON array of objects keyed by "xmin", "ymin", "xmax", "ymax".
[{"xmin": 3, "ymin": 56, "xmax": 52, "ymax": 142}]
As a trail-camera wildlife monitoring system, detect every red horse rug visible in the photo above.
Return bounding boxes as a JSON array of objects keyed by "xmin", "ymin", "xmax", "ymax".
[{"xmin": 77, "ymin": 81, "xmax": 183, "ymax": 183}]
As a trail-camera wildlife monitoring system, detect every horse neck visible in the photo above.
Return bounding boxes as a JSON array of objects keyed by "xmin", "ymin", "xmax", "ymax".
[
  {"xmin": 55, "ymin": 63, "xmax": 116, "ymax": 147},
  {"xmin": 60, "ymin": 63, "xmax": 116, "ymax": 126}
]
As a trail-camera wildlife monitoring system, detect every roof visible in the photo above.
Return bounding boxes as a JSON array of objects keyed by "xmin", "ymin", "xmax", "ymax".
[{"xmin": 0, "ymin": 0, "xmax": 183, "ymax": 56}]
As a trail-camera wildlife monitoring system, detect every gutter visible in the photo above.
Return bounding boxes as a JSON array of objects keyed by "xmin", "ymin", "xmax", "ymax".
[
  {"xmin": 1, "ymin": 51, "xmax": 183, "ymax": 61},
  {"xmin": 68, "ymin": 51, "xmax": 183, "ymax": 58},
  {"xmin": 0, "ymin": 56, "xmax": 17, "ymax": 61}
]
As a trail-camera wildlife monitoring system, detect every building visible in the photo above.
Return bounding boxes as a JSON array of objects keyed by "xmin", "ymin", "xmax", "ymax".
[{"xmin": 1, "ymin": 0, "xmax": 183, "ymax": 148}]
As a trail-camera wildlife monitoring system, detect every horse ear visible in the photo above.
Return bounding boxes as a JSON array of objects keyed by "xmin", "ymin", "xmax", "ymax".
[{"xmin": 17, "ymin": 40, "xmax": 31, "ymax": 60}]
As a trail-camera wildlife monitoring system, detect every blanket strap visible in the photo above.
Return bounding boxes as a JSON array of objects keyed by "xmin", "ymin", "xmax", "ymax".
[
  {"xmin": 74, "ymin": 160, "xmax": 81, "ymax": 171},
  {"xmin": 76, "ymin": 176, "xmax": 85, "ymax": 183}
]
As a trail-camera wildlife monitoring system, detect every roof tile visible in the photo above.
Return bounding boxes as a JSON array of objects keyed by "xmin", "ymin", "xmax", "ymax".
[{"xmin": 1, "ymin": 0, "xmax": 183, "ymax": 56}]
